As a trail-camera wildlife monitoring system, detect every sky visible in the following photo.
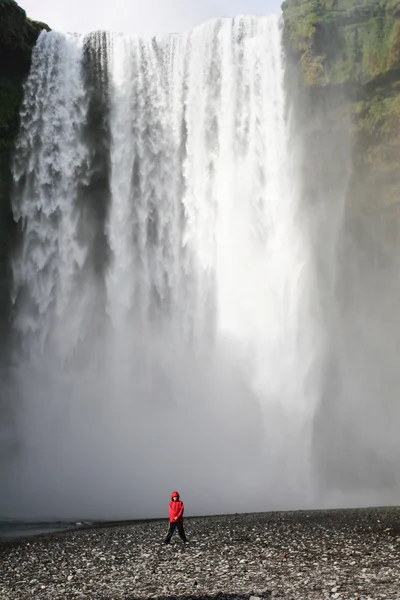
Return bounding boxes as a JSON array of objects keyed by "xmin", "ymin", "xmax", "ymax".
[{"xmin": 18, "ymin": 0, "xmax": 282, "ymax": 36}]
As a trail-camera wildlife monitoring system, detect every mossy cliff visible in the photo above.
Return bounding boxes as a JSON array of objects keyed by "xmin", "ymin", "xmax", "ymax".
[
  {"xmin": 0, "ymin": 0, "xmax": 49, "ymax": 347},
  {"xmin": 282, "ymin": 1, "xmax": 400, "ymax": 496},
  {"xmin": 282, "ymin": 0, "xmax": 400, "ymax": 214}
]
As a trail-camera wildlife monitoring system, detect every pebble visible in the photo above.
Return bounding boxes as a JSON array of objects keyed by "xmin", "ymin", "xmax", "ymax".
[{"xmin": 0, "ymin": 507, "xmax": 399, "ymax": 600}]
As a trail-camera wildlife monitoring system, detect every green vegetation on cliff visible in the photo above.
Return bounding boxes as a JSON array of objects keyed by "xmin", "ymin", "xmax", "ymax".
[
  {"xmin": 282, "ymin": 0, "xmax": 400, "ymax": 85},
  {"xmin": 282, "ymin": 0, "xmax": 400, "ymax": 213},
  {"xmin": 0, "ymin": 0, "xmax": 49, "ymax": 341}
]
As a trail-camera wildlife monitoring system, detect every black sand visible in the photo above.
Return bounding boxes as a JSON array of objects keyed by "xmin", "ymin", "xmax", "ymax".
[{"xmin": 1, "ymin": 507, "xmax": 399, "ymax": 600}]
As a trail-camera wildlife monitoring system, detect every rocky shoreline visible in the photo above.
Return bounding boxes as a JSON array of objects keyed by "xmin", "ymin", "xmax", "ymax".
[{"xmin": 1, "ymin": 508, "xmax": 399, "ymax": 600}]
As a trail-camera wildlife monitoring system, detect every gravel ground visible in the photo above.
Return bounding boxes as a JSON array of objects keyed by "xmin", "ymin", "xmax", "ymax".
[{"xmin": 0, "ymin": 508, "xmax": 399, "ymax": 600}]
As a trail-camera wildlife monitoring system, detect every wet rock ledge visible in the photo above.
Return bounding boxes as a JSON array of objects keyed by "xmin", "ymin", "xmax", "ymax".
[{"xmin": 1, "ymin": 507, "xmax": 399, "ymax": 600}]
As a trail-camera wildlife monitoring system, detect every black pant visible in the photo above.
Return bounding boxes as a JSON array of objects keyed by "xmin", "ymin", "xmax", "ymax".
[{"xmin": 164, "ymin": 521, "xmax": 187, "ymax": 543}]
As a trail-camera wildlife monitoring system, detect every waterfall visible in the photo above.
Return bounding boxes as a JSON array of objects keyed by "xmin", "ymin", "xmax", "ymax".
[{"xmin": 2, "ymin": 17, "xmax": 322, "ymax": 519}]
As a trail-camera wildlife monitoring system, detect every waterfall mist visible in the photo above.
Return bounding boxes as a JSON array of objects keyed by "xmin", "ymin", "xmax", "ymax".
[
  {"xmin": 1, "ymin": 15, "xmax": 399, "ymax": 521},
  {"xmin": 287, "ymin": 79, "xmax": 400, "ymax": 508}
]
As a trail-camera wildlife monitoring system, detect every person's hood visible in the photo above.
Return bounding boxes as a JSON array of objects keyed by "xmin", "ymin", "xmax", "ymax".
[{"xmin": 171, "ymin": 491, "xmax": 180, "ymax": 500}]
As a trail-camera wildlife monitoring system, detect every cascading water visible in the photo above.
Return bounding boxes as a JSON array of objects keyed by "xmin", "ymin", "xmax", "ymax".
[{"xmin": 2, "ymin": 16, "xmax": 324, "ymax": 520}]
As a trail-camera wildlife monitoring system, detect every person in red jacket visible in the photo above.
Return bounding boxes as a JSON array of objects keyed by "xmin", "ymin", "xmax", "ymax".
[{"xmin": 164, "ymin": 491, "xmax": 187, "ymax": 544}]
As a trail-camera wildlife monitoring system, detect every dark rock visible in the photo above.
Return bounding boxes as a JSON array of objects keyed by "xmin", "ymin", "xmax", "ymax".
[{"xmin": 0, "ymin": 0, "xmax": 49, "ymax": 352}]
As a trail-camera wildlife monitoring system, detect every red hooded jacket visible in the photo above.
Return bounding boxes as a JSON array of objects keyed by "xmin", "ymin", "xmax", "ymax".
[{"xmin": 169, "ymin": 491, "xmax": 184, "ymax": 522}]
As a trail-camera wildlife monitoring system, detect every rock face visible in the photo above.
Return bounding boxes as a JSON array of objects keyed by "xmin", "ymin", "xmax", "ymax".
[
  {"xmin": 1, "ymin": 509, "xmax": 400, "ymax": 600},
  {"xmin": 0, "ymin": 0, "xmax": 49, "ymax": 347},
  {"xmin": 282, "ymin": 1, "xmax": 400, "ymax": 499},
  {"xmin": 0, "ymin": 0, "xmax": 49, "ymax": 208},
  {"xmin": 282, "ymin": 0, "xmax": 400, "ymax": 214}
]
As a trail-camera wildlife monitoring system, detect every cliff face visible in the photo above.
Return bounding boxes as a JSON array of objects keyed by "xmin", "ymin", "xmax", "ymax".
[
  {"xmin": 282, "ymin": 1, "xmax": 400, "ymax": 498},
  {"xmin": 0, "ymin": 0, "xmax": 49, "ymax": 347},
  {"xmin": 0, "ymin": 0, "xmax": 49, "ymax": 199},
  {"xmin": 282, "ymin": 0, "xmax": 400, "ymax": 214}
]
